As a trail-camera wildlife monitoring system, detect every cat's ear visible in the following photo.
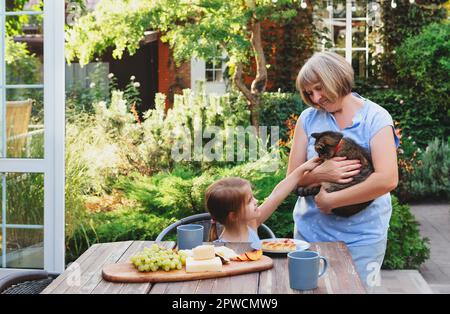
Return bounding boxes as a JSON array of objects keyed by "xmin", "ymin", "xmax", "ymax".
[{"xmin": 311, "ymin": 133, "xmax": 320, "ymax": 139}]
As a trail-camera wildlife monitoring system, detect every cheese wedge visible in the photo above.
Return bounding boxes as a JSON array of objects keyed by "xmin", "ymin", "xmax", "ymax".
[
  {"xmin": 192, "ymin": 245, "xmax": 215, "ymax": 260},
  {"xmin": 214, "ymin": 246, "xmax": 238, "ymax": 259},
  {"xmin": 185, "ymin": 257, "xmax": 223, "ymax": 273}
]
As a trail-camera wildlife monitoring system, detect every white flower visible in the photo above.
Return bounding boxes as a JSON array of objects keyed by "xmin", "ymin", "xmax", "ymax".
[
  {"xmin": 108, "ymin": 73, "xmax": 114, "ymax": 79},
  {"xmin": 130, "ymin": 75, "xmax": 136, "ymax": 81},
  {"xmin": 89, "ymin": 82, "xmax": 96, "ymax": 88},
  {"xmin": 133, "ymin": 82, "xmax": 141, "ymax": 88}
]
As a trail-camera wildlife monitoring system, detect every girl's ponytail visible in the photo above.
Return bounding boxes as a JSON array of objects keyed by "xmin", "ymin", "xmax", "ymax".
[{"xmin": 208, "ymin": 218, "xmax": 219, "ymax": 242}]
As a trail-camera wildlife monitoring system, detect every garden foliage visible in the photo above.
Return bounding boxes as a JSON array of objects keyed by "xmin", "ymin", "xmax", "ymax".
[{"xmin": 384, "ymin": 196, "xmax": 430, "ymax": 270}]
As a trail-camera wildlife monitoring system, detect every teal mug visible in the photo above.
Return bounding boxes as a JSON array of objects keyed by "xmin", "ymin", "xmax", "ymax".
[{"xmin": 288, "ymin": 250, "xmax": 328, "ymax": 290}]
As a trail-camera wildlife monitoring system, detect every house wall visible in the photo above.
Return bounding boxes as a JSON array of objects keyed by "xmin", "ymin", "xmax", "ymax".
[
  {"xmin": 190, "ymin": 58, "xmax": 228, "ymax": 95},
  {"xmin": 158, "ymin": 41, "xmax": 191, "ymax": 110}
]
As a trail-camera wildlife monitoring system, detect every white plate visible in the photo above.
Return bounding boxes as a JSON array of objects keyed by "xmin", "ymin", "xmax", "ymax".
[{"xmin": 251, "ymin": 238, "xmax": 310, "ymax": 254}]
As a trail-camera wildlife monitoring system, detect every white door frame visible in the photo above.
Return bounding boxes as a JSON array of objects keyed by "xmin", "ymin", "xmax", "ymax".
[{"xmin": 0, "ymin": 0, "xmax": 65, "ymax": 273}]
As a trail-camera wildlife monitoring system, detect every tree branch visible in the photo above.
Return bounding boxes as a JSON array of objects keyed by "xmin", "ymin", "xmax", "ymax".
[
  {"xmin": 250, "ymin": 18, "xmax": 267, "ymax": 95},
  {"xmin": 233, "ymin": 62, "xmax": 254, "ymax": 103}
]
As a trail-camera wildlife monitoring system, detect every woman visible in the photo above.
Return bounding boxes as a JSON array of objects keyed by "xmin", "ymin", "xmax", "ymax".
[{"xmin": 287, "ymin": 52, "xmax": 399, "ymax": 290}]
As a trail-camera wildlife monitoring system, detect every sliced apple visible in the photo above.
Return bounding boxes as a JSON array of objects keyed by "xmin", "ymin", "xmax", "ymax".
[
  {"xmin": 245, "ymin": 249, "xmax": 263, "ymax": 261},
  {"xmin": 230, "ymin": 252, "xmax": 249, "ymax": 261}
]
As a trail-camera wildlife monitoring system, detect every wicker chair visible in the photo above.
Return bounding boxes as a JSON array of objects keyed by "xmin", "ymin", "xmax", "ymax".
[
  {"xmin": 0, "ymin": 270, "xmax": 58, "ymax": 294},
  {"xmin": 155, "ymin": 212, "xmax": 276, "ymax": 242}
]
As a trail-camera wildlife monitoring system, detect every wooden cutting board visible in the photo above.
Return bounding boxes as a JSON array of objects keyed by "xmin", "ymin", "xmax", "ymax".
[{"xmin": 102, "ymin": 255, "xmax": 273, "ymax": 283}]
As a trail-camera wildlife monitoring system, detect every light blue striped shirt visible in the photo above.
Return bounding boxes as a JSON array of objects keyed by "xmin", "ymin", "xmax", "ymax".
[{"xmin": 294, "ymin": 93, "xmax": 399, "ymax": 247}]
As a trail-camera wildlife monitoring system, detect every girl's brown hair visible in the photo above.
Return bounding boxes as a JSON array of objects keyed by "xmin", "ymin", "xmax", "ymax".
[{"xmin": 205, "ymin": 177, "xmax": 251, "ymax": 241}]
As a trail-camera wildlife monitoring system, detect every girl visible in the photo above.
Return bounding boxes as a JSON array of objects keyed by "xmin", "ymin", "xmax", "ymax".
[{"xmin": 206, "ymin": 157, "xmax": 320, "ymax": 242}]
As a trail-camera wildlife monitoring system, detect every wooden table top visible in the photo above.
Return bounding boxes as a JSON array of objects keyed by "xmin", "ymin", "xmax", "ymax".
[{"xmin": 41, "ymin": 241, "xmax": 366, "ymax": 294}]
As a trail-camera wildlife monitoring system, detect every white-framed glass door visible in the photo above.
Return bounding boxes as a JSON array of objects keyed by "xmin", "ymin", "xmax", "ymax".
[
  {"xmin": 0, "ymin": 0, "xmax": 65, "ymax": 273},
  {"xmin": 316, "ymin": 0, "xmax": 370, "ymax": 77}
]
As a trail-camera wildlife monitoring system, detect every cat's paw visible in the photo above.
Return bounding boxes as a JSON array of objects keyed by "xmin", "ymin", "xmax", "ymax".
[{"xmin": 296, "ymin": 186, "xmax": 320, "ymax": 196}]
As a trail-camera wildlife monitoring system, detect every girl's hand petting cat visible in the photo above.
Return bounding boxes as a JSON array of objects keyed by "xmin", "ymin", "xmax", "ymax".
[
  {"xmin": 313, "ymin": 156, "xmax": 361, "ymax": 184},
  {"xmin": 301, "ymin": 157, "xmax": 322, "ymax": 172},
  {"xmin": 314, "ymin": 186, "xmax": 334, "ymax": 214}
]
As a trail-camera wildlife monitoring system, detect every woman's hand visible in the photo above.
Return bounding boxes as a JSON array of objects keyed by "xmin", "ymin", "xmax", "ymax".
[
  {"xmin": 314, "ymin": 186, "xmax": 334, "ymax": 214},
  {"xmin": 311, "ymin": 156, "xmax": 361, "ymax": 184}
]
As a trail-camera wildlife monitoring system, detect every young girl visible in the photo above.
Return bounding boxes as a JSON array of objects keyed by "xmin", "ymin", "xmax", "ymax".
[{"xmin": 205, "ymin": 157, "xmax": 320, "ymax": 242}]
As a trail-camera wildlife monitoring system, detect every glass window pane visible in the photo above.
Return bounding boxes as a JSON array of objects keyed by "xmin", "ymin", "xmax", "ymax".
[
  {"xmin": 6, "ymin": 173, "xmax": 44, "ymax": 225},
  {"xmin": 332, "ymin": 49, "xmax": 346, "ymax": 58},
  {"xmin": 6, "ymin": 0, "xmax": 43, "ymax": 12},
  {"xmin": 352, "ymin": 50, "xmax": 367, "ymax": 78},
  {"xmin": 205, "ymin": 59, "xmax": 214, "ymax": 69},
  {"xmin": 214, "ymin": 70, "xmax": 223, "ymax": 82},
  {"xmin": 6, "ymin": 228, "xmax": 43, "ymax": 269},
  {"xmin": 205, "ymin": 70, "xmax": 214, "ymax": 82},
  {"xmin": 3, "ymin": 88, "xmax": 44, "ymax": 158},
  {"xmin": 352, "ymin": 20, "xmax": 366, "ymax": 48},
  {"xmin": 353, "ymin": 0, "xmax": 367, "ymax": 18},
  {"xmin": 332, "ymin": 20, "xmax": 346, "ymax": 49},
  {"xmin": 333, "ymin": 1, "xmax": 346, "ymax": 18},
  {"xmin": 6, "ymin": 15, "xmax": 43, "ymax": 85}
]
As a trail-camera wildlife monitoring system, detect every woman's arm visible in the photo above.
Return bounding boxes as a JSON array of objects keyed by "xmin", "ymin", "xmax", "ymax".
[{"xmin": 315, "ymin": 126, "xmax": 398, "ymax": 213}]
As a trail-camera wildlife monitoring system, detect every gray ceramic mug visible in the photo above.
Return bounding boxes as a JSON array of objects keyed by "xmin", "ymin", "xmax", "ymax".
[
  {"xmin": 177, "ymin": 224, "xmax": 204, "ymax": 250},
  {"xmin": 288, "ymin": 250, "xmax": 328, "ymax": 290}
]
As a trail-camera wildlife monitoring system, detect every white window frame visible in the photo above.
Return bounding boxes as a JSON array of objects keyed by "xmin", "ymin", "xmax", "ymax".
[
  {"xmin": 205, "ymin": 57, "xmax": 224, "ymax": 83},
  {"xmin": 0, "ymin": 0, "xmax": 65, "ymax": 273},
  {"xmin": 320, "ymin": 0, "xmax": 369, "ymax": 77}
]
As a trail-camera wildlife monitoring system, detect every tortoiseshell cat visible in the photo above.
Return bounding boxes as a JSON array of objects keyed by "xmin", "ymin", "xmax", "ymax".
[{"xmin": 297, "ymin": 131, "xmax": 374, "ymax": 217}]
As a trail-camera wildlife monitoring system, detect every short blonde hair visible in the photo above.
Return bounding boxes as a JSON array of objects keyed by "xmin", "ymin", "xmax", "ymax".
[{"xmin": 296, "ymin": 52, "xmax": 354, "ymax": 108}]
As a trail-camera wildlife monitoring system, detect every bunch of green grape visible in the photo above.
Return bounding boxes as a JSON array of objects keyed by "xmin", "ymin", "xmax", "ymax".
[{"xmin": 130, "ymin": 244, "xmax": 187, "ymax": 272}]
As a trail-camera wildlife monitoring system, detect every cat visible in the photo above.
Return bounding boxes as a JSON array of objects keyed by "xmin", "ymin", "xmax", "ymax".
[{"xmin": 297, "ymin": 131, "xmax": 374, "ymax": 217}]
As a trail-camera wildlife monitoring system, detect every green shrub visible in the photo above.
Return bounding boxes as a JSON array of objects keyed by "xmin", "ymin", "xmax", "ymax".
[
  {"xmin": 383, "ymin": 196, "xmax": 430, "ymax": 269},
  {"xmin": 375, "ymin": 1, "xmax": 447, "ymax": 84},
  {"xmin": 257, "ymin": 92, "xmax": 307, "ymax": 143},
  {"xmin": 66, "ymin": 207, "xmax": 176, "ymax": 263},
  {"xmin": 395, "ymin": 23, "xmax": 449, "ymax": 99},
  {"xmin": 361, "ymin": 87, "xmax": 448, "ymax": 149},
  {"xmin": 398, "ymin": 138, "xmax": 450, "ymax": 202}
]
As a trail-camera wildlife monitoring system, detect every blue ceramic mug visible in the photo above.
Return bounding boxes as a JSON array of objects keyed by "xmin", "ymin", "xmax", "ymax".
[
  {"xmin": 288, "ymin": 250, "xmax": 328, "ymax": 290},
  {"xmin": 177, "ymin": 224, "xmax": 204, "ymax": 250}
]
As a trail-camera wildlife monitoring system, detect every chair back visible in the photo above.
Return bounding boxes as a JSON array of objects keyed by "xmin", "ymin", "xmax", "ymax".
[
  {"xmin": 155, "ymin": 213, "xmax": 276, "ymax": 242},
  {"xmin": 6, "ymin": 99, "xmax": 32, "ymax": 157}
]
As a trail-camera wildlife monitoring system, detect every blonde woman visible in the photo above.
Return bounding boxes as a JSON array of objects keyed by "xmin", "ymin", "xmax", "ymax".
[{"xmin": 288, "ymin": 52, "xmax": 399, "ymax": 290}]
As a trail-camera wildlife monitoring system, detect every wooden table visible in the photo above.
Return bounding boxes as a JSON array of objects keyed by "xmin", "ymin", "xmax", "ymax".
[{"xmin": 42, "ymin": 241, "xmax": 366, "ymax": 294}]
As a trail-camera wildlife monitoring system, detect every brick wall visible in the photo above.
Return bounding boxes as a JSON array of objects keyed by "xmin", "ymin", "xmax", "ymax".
[{"xmin": 158, "ymin": 41, "xmax": 191, "ymax": 110}]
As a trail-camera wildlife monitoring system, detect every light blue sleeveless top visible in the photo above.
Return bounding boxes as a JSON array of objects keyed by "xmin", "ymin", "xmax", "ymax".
[
  {"xmin": 294, "ymin": 93, "xmax": 399, "ymax": 247},
  {"xmin": 214, "ymin": 226, "xmax": 260, "ymax": 243}
]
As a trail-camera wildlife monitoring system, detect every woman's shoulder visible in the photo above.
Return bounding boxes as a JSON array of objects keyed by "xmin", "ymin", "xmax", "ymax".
[
  {"xmin": 365, "ymin": 98, "xmax": 391, "ymax": 115},
  {"xmin": 299, "ymin": 106, "xmax": 323, "ymax": 126}
]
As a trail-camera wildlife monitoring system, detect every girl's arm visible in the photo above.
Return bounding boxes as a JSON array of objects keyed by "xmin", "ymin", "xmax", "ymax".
[
  {"xmin": 287, "ymin": 118, "xmax": 361, "ymax": 185},
  {"xmin": 315, "ymin": 126, "xmax": 398, "ymax": 213},
  {"xmin": 255, "ymin": 157, "xmax": 321, "ymax": 226}
]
